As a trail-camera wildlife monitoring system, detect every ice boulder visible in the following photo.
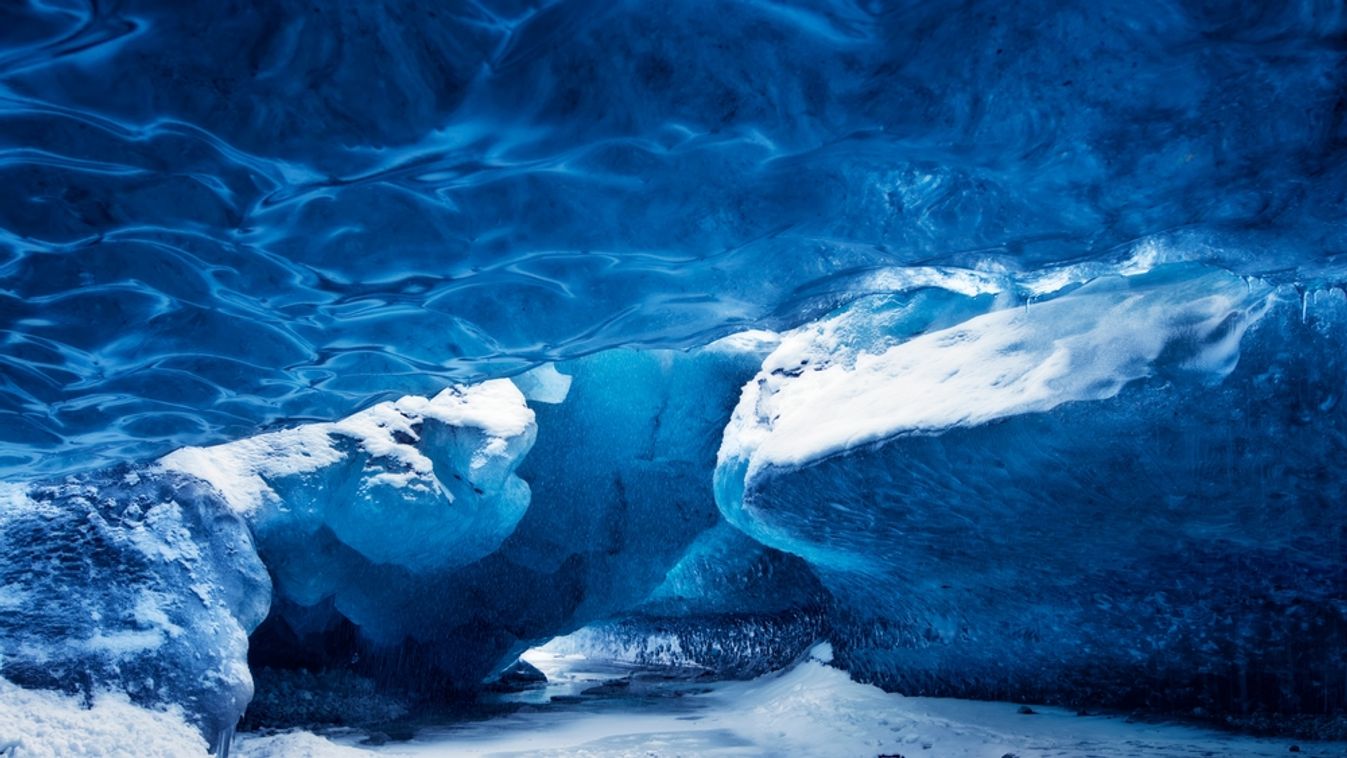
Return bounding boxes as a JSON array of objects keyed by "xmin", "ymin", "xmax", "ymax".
[
  {"xmin": 0, "ymin": 468, "xmax": 271, "ymax": 752},
  {"xmin": 160, "ymin": 380, "xmax": 536, "ymax": 648},
  {"xmin": 715, "ymin": 264, "xmax": 1347, "ymax": 715}
]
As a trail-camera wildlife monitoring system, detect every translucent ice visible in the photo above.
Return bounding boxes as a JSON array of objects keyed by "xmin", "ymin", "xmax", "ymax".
[
  {"xmin": 161, "ymin": 381, "xmax": 536, "ymax": 645},
  {"xmin": 245, "ymin": 340, "xmax": 772, "ymax": 693},
  {"xmin": 545, "ymin": 523, "xmax": 829, "ymax": 677}
]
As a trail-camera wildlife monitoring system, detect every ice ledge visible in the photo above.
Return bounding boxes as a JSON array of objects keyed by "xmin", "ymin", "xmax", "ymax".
[
  {"xmin": 158, "ymin": 380, "xmax": 534, "ymax": 515},
  {"xmin": 719, "ymin": 265, "xmax": 1274, "ymax": 479}
]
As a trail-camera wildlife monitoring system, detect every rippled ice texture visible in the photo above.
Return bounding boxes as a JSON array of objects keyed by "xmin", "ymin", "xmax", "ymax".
[
  {"xmin": 0, "ymin": 470, "xmax": 271, "ymax": 751},
  {"xmin": 2, "ymin": 1, "xmax": 1346, "ymax": 476}
]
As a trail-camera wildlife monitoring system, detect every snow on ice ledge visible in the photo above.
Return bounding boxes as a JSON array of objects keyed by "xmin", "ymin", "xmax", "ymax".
[
  {"xmin": 159, "ymin": 380, "xmax": 537, "ymax": 576},
  {"xmin": 159, "ymin": 380, "xmax": 534, "ymax": 516},
  {"xmin": 719, "ymin": 263, "xmax": 1273, "ymax": 480}
]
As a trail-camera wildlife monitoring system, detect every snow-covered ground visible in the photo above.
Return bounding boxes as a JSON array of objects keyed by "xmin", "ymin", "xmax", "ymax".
[
  {"xmin": 2, "ymin": 644, "xmax": 1332, "ymax": 757},
  {"xmin": 0, "ymin": 678, "xmax": 209, "ymax": 757},
  {"xmin": 231, "ymin": 646, "xmax": 1329, "ymax": 758}
]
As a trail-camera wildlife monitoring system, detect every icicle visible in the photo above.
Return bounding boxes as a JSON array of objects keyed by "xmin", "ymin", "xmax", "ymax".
[{"xmin": 212, "ymin": 723, "xmax": 235, "ymax": 758}]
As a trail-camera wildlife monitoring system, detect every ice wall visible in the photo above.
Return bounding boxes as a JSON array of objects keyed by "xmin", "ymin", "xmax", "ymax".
[{"xmin": 717, "ymin": 264, "xmax": 1347, "ymax": 714}]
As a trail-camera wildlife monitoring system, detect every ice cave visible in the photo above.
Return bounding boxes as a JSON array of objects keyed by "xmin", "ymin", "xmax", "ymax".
[{"xmin": 3, "ymin": 2, "xmax": 1347, "ymax": 756}]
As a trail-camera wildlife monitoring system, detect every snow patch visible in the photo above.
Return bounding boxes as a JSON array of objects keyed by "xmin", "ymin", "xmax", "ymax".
[
  {"xmin": 159, "ymin": 380, "xmax": 533, "ymax": 513},
  {"xmin": 0, "ymin": 678, "xmax": 208, "ymax": 758},
  {"xmin": 703, "ymin": 329, "xmax": 782, "ymax": 355},
  {"xmin": 721, "ymin": 267, "xmax": 1273, "ymax": 477}
]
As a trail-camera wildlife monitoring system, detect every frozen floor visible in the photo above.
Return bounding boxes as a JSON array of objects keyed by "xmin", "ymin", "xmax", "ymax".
[{"xmin": 234, "ymin": 646, "xmax": 1334, "ymax": 758}]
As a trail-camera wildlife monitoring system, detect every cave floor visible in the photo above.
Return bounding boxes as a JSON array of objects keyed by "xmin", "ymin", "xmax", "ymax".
[{"xmin": 234, "ymin": 648, "xmax": 1336, "ymax": 757}]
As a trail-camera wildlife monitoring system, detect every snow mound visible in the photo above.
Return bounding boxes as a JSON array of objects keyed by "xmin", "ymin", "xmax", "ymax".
[{"xmin": 0, "ymin": 677, "xmax": 209, "ymax": 758}]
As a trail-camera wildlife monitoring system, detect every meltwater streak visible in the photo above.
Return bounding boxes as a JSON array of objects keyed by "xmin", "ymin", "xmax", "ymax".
[{"xmin": 2, "ymin": 0, "xmax": 1346, "ymax": 477}]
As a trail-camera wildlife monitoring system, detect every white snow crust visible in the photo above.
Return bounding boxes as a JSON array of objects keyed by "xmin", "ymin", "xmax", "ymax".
[
  {"xmin": 158, "ymin": 380, "xmax": 533, "ymax": 513},
  {"xmin": 227, "ymin": 646, "xmax": 1330, "ymax": 758},
  {"xmin": 0, "ymin": 678, "xmax": 208, "ymax": 758},
  {"xmin": 720, "ymin": 267, "xmax": 1273, "ymax": 478}
]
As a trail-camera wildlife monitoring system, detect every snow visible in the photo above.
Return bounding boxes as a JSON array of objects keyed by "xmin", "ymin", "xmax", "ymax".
[
  {"xmin": 720, "ymin": 266, "xmax": 1274, "ymax": 477},
  {"xmin": 228, "ymin": 647, "xmax": 1333, "ymax": 758},
  {"xmin": 231, "ymin": 731, "xmax": 370, "ymax": 758},
  {"xmin": 156, "ymin": 425, "xmax": 341, "ymax": 515},
  {"xmin": 857, "ymin": 265, "xmax": 1010, "ymax": 298},
  {"xmin": 159, "ymin": 380, "xmax": 534, "ymax": 514},
  {"xmin": 846, "ymin": 238, "xmax": 1180, "ymax": 302},
  {"xmin": 0, "ymin": 677, "xmax": 209, "ymax": 758}
]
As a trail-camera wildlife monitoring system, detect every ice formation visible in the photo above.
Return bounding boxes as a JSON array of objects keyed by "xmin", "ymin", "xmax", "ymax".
[
  {"xmin": 8, "ymin": 260, "xmax": 1347, "ymax": 752},
  {"xmin": 226, "ymin": 341, "xmax": 773, "ymax": 700},
  {"xmin": 717, "ymin": 264, "xmax": 1347, "ymax": 713},
  {"xmin": 161, "ymin": 381, "xmax": 536, "ymax": 582},
  {"xmin": 5, "ymin": 0, "xmax": 1347, "ymax": 755},
  {"xmin": 0, "ymin": 471, "xmax": 270, "ymax": 752}
]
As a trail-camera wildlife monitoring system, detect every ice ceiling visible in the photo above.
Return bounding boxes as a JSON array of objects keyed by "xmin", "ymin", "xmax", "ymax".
[{"xmin": 3, "ymin": 0, "xmax": 1347, "ymax": 477}]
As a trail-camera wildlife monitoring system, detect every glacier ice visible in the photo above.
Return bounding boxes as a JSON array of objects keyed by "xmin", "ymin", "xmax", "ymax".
[
  {"xmin": 5, "ymin": 0, "xmax": 1347, "ymax": 753},
  {"xmin": 541, "ymin": 523, "xmax": 828, "ymax": 678},
  {"xmin": 4, "ymin": 1, "xmax": 1347, "ymax": 479},
  {"xmin": 0, "ymin": 469, "xmax": 270, "ymax": 751},
  {"xmin": 716, "ymin": 263, "xmax": 1347, "ymax": 713},
  {"xmin": 8, "ymin": 260, "xmax": 1347, "ymax": 750},
  {"xmin": 0, "ymin": 380, "xmax": 539, "ymax": 747},
  {"xmin": 230, "ymin": 341, "xmax": 775, "ymax": 698},
  {"xmin": 161, "ymin": 381, "xmax": 537, "ymax": 668}
]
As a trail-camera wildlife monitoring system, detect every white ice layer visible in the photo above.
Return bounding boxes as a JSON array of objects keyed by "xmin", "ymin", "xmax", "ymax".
[
  {"xmin": 720, "ymin": 266, "xmax": 1274, "ymax": 477},
  {"xmin": 159, "ymin": 380, "xmax": 534, "ymax": 514},
  {"xmin": 512, "ymin": 363, "xmax": 574, "ymax": 404},
  {"xmin": 844, "ymin": 236, "xmax": 1186, "ymax": 301}
]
